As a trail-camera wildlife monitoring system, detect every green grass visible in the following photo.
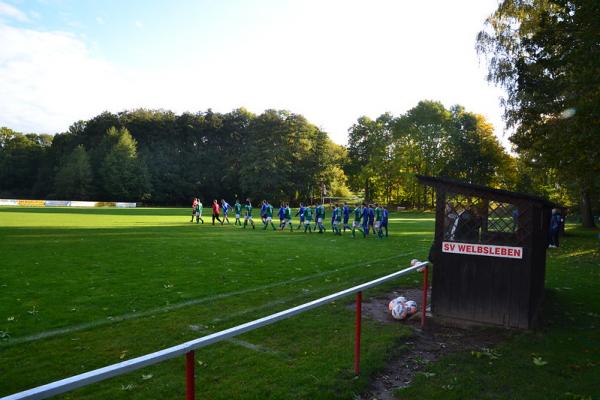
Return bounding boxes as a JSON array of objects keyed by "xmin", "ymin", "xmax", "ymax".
[
  {"xmin": 0, "ymin": 207, "xmax": 433, "ymax": 399},
  {"xmin": 396, "ymin": 225, "xmax": 600, "ymax": 400},
  {"xmin": 1, "ymin": 208, "xmax": 598, "ymax": 400}
]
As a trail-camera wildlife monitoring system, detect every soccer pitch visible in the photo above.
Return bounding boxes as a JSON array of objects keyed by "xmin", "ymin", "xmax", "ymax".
[{"xmin": 0, "ymin": 207, "xmax": 434, "ymax": 399}]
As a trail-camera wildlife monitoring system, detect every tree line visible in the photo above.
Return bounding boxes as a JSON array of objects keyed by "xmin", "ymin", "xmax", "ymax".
[{"xmin": 0, "ymin": 109, "xmax": 350, "ymax": 205}]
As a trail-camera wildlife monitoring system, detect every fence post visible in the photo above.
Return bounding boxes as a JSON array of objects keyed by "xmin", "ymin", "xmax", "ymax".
[
  {"xmin": 354, "ymin": 291, "xmax": 362, "ymax": 375},
  {"xmin": 186, "ymin": 350, "xmax": 195, "ymax": 400},
  {"xmin": 421, "ymin": 265, "xmax": 429, "ymax": 329}
]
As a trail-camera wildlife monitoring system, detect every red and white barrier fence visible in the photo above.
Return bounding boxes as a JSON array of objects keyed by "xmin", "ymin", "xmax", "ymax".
[{"xmin": 2, "ymin": 260, "xmax": 430, "ymax": 400}]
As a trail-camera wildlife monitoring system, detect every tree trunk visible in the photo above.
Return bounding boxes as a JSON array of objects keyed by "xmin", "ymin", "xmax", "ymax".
[
  {"xmin": 580, "ymin": 188, "xmax": 596, "ymax": 228},
  {"xmin": 364, "ymin": 177, "xmax": 370, "ymax": 203}
]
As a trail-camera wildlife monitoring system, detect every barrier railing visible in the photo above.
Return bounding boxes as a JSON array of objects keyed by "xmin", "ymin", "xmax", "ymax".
[{"xmin": 2, "ymin": 260, "xmax": 430, "ymax": 400}]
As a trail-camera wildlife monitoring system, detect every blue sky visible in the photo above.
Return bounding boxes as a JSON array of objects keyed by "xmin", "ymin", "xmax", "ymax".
[{"xmin": 0, "ymin": 0, "xmax": 507, "ymax": 146}]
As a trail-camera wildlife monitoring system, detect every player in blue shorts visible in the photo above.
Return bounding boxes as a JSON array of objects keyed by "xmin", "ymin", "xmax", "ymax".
[
  {"xmin": 260, "ymin": 200, "xmax": 268, "ymax": 226},
  {"xmin": 342, "ymin": 202, "xmax": 351, "ymax": 231},
  {"xmin": 278, "ymin": 203, "xmax": 286, "ymax": 228},
  {"xmin": 221, "ymin": 199, "xmax": 230, "ymax": 224},
  {"xmin": 362, "ymin": 203, "xmax": 370, "ymax": 237},
  {"xmin": 368, "ymin": 204, "xmax": 375, "ymax": 234},
  {"xmin": 295, "ymin": 203, "xmax": 305, "ymax": 230},
  {"xmin": 381, "ymin": 206, "xmax": 389, "ymax": 237}
]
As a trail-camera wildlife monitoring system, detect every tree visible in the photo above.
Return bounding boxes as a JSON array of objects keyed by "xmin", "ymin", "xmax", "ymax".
[
  {"xmin": 54, "ymin": 144, "xmax": 93, "ymax": 199},
  {"xmin": 477, "ymin": 0, "xmax": 600, "ymax": 227},
  {"xmin": 100, "ymin": 127, "xmax": 151, "ymax": 201},
  {"xmin": 0, "ymin": 127, "xmax": 49, "ymax": 197}
]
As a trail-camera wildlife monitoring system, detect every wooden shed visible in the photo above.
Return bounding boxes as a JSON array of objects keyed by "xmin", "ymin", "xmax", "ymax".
[{"xmin": 418, "ymin": 175, "xmax": 555, "ymax": 329}]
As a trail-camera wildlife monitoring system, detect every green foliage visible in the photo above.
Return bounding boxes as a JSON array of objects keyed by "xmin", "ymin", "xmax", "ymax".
[
  {"xmin": 477, "ymin": 0, "xmax": 600, "ymax": 226},
  {"xmin": 99, "ymin": 127, "xmax": 151, "ymax": 202},
  {"xmin": 0, "ymin": 127, "xmax": 51, "ymax": 197},
  {"xmin": 1, "ymin": 108, "xmax": 350, "ymax": 205},
  {"xmin": 345, "ymin": 101, "xmax": 514, "ymax": 207},
  {"xmin": 54, "ymin": 144, "xmax": 94, "ymax": 199}
]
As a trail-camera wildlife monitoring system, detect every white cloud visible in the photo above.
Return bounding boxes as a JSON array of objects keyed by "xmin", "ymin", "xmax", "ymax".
[
  {"xmin": 0, "ymin": 23, "xmax": 132, "ymax": 133},
  {"xmin": 134, "ymin": 20, "xmax": 143, "ymax": 29},
  {"xmin": 0, "ymin": 1, "xmax": 30, "ymax": 22}
]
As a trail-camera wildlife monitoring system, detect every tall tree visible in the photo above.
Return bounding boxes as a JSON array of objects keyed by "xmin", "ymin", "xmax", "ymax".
[
  {"xmin": 477, "ymin": 0, "xmax": 600, "ymax": 227},
  {"xmin": 100, "ymin": 127, "xmax": 151, "ymax": 201},
  {"xmin": 54, "ymin": 144, "xmax": 93, "ymax": 199}
]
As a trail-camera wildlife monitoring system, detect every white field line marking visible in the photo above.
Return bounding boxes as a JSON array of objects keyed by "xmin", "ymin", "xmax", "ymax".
[{"xmin": 3, "ymin": 249, "xmax": 424, "ymax": 346}]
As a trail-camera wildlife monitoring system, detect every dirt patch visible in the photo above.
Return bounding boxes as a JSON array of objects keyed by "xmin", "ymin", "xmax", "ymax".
[{"xmin": 354, "ymin": 288, "xmax": 509, "ymax": 400}]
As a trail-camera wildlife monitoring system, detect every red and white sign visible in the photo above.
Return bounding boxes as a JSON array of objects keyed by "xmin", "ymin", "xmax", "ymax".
[{"xmin": 442, "ymin": 241, "xmax": 523, "ymax": 259}]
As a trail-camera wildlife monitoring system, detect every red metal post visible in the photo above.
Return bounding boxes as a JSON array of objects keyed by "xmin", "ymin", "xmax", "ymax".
[
  {"xmin": 421, "ymin": 265, "xmax": 429, "ymax": 329},
  {"xmin": 354, "ymin": 291, "xmax": 362, "ymax": 375},
  {"xmin": 186, "ymin": 351, "xmax": 195, "ymax": 400}
]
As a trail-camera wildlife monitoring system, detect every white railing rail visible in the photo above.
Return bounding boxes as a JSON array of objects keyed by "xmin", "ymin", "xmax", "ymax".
[{"xmin": 3, "ymin": 260, "xmax": 430, "ymax": 400}]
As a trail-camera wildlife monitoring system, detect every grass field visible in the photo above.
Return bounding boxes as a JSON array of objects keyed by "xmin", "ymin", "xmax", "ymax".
[
  {"xmin": 0, "ymin": 207, "xmax": 433, "ymax": 399},
  {"xmin": 1, "ymin": 207, "xmax": 599, "ymax": 400}
]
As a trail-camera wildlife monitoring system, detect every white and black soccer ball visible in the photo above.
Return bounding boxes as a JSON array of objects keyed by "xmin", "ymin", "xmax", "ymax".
[
  {"xmin": 388, "ymin": 296, "xmax": 407, "ymax": 311},
  {"xmin": 405, "ymin": 300, "xmax": 417, "ymax": 315},
  {"xmin": 391, "ymin": 302, "xmax": 408, "ymax": 320}
]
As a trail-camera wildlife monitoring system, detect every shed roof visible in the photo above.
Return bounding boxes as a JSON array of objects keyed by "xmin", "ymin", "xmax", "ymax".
[{"xmin": 417, "ymin": 175, "xmax": 556, "ymax": 208}]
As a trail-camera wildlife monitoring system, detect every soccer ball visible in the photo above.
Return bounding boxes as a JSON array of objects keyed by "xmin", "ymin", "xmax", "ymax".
[
  {"xmin": 391, "ymin": 302, "xmax": 408, "ymax": 320},
  {"xmin": 405, "ymin": 300, "xmax": 417, "ymax": 315},
  {"xmin": 410, "ymin": 259, "xmax": 419, "ymax": 267},
  {"xmin": 388, "ymin": 296, "xmax": 406, "ymax": 311}
]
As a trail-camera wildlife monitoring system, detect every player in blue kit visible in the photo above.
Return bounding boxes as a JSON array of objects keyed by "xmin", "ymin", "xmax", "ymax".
[
  {"xmin": 368, "ymin": 204, "xmax": 375, "ymax": 234},
  {"xmin": 295, "ymin": 203, "xmax": 305, "ymax": 230},
  {"xmin": 381, "ymin": 205, "xmax": 389, "ymax": 237},
  {"xmin": 260, "ymin": 200, "xmax": 268, "ymax": 226},
  {"xmin": 342, "ymin": 202, "xmax": 351, "ymax": 231},
  {"xmin": 361, "ymin": 203, "xmax": 370, "ymax": 237},
  {"xmin": 278, "ymin": 203, "xmax": 286, "ymax": 228},
  {"xmin": 221, "ymin": 199, "xmax": 230, "ymax": 224}
]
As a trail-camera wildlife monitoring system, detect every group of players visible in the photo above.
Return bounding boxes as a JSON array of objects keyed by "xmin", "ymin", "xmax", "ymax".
[{"xmin": 190, "ymin": 198, "xmax": 390, "ymax": 238}]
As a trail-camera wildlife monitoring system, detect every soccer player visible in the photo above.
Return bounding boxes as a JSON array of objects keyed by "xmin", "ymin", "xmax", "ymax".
[
  {"xmin": 332, "ymin": 204, "xmax": 342, "ymax": 235},
  {"xmin": 352, "ymin": 204, "xmax": 363, "ymax": 238},
  {"xmin": 221, "ymin": 199, "xmax": 230, "ymax": 224},
  {"xmin": 368, "ymin": 204, "xmax": 375, "ymax": 234},
  {"xmin": 260, "ymin": 200, "xmax": 268, "ymax": 226},
  {"xmin": 303, "ymin": 204, "xmax": 313, "ymax": 233},
  {"xmin": 195, "ymin": 199, "xmax": 204, "ymax": 224},
  {"xmin": 191, "ymin": 198, "xmax": 198, "ymax": 222},
  {"xmin": 295, "ymin": 203, "xmax": 305, "ymax": 230},
  {"xmin": 243, "ymin": 198, "xmax": 255, "ymax": 229},
  {"xmin": 361, "ymin": 202, "xmax": 370, "ymax": 237},
  {"xmin": 381, "ymin": 205, "xmax": 389, "ymax": 237},
  {"xmin": 374, "ymin": 203, "xmax": 383, "ymax": 238},
  {"xmin": 281, "ymin": 203, "xmax": 294, "ymax": 231},
  {"xmin": 315, "ymin": 203, "xmax": 326, "ymax": 233},
  {"xmin": 212, "ymin": 200, "xmax": 223, "ymax": 225},
  {"xmin": 342, "ymin": 202, "xmax": 351, "ymax": 231},
  {"xmin": 278, "ymin": 203, "xmax": 286, "ymax": 228},
  {"xmin": 234, "ymin": 200, "xmax": 242, "ymax": 226},
  {"xmin": 263, "ymin": 201, "xmax": 276, "ymax": 230}
]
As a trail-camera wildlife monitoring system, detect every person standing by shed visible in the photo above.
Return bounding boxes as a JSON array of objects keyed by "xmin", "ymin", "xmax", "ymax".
[{"xmin": 549, "ymin": 208, "xmax": 562, "ymax": 248}]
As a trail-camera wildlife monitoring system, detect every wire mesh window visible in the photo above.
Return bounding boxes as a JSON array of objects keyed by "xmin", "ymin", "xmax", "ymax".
[{"xmin": 443, "ymin": 193, "xmax": 530, "ymax": 245}]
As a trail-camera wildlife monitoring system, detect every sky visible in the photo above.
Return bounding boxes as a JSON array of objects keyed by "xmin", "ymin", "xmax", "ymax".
[{"xmin": 0, "ymin": 0, "xmax": 508, "ymax": 146}]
